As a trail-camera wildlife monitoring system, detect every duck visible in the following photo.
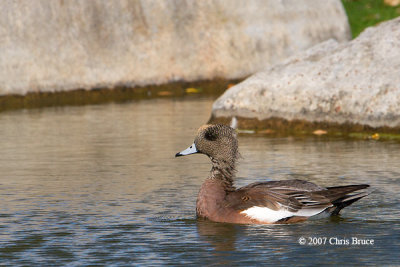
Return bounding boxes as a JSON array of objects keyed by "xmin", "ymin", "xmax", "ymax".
[{"xmin": 175, "ymin": 124, "xmax": 369, "ymax": 224}]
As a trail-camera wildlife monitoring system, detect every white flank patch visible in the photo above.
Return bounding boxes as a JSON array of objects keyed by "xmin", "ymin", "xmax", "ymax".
[{"xmin": 240, "ymin": 206, "xmax": 327, "ymax": 223}]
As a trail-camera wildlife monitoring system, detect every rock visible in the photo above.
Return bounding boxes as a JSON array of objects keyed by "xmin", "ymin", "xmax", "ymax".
[
  {"xmin": 384, "ymin": 0, "xmax": 400, "ymax": 7},
  {"xmin": 210, "ymin": 18, "xmax": 400, "ymax": 131},
  {"xmin": 0, "ymin": 0, "xmax": 350, "ymax": 96}
]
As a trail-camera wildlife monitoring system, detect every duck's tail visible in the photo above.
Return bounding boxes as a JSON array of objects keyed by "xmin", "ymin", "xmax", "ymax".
[{"xmin": 321, "ymin": 184, "xmax": 370, "ymax": 216}]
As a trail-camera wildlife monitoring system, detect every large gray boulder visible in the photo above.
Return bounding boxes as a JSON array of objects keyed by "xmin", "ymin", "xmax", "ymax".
[
  {"xmin": 0, "ymin": 0, "xmax": 350, "ymax": 96},
  {"xmin": 211, "ymin": 18, "xmax": 400, "ymax": 131}
]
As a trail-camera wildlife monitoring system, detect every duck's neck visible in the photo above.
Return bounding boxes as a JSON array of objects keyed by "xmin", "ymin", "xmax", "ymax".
[
  {"xmin": 209, "ymin": 157, "xmax": 236, "ymax": 191},
  {"xmin": 196, "ymin": 158, "xmax": 236, "ymax": 220}
]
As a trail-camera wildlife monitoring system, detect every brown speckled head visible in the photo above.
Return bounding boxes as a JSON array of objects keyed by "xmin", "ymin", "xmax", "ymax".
[
  {"xmin": 176, "ymin": 124, "xmax": 239, "ymax": 185},
  {"xmin": 194, "ymin": 124, "xmax": 239, "ymax": 164},
  {"xmin": 175, "ymin": 124, "xmax": 239, "ymax": 162}
]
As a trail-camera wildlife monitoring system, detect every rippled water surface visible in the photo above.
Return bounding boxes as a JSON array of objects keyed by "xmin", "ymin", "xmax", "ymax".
[{"xmin": 0, "ymin": 97, "xmax": 399, "ymax": 265}]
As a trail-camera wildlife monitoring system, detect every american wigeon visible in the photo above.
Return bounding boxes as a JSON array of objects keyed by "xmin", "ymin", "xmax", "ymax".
[{"xmin": 176, "ymin": 124, "xmax": 369, "ymax": 224}]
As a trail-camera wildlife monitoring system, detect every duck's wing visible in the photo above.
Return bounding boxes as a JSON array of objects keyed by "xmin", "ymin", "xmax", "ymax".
[
  {"xmin": 239, "ymin": 179, "xmax": 325, "ymax": 191},
  {"xmin": 226, "ymin": 179, "xmax": 331, "ymax": 213},
  {"xmin": 225, "ymin": 179, "xmax": 369, "ymax": 223}
]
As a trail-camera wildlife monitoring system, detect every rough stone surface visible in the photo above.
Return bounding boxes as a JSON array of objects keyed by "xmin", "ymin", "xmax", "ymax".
[
  {"xmin": 211, "ymin": 18, "xmax": 400, "ymax": 130},
  {"xmin": 0, "ymin": 0, "xmax": 350, "ymax": 96}
]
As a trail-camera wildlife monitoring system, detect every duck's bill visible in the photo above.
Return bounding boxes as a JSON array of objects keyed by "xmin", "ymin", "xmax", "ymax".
[{"xmin": 175, "ymin": 143, "xmax": 198, "ymax": 157}]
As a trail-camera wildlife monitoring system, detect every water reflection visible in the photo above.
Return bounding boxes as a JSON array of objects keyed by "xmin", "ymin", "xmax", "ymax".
[{"xmin": 197, "ymin": 221, "xmax": 238, "ymax": 251}]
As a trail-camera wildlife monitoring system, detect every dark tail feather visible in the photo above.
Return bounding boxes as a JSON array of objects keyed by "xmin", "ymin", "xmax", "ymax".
[
  {"xmin": 318, "ymin": 184, "xmax": 370, "ymax": 216},
  {"xmin": 330, "ymin": 191, "xmax": 369, "ymax": 215}
]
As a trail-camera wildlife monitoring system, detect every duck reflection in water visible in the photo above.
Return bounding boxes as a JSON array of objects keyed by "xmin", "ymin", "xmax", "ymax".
[{"xmin": 196, "ymin": 220, "xmax": 238, "ymax": 252}]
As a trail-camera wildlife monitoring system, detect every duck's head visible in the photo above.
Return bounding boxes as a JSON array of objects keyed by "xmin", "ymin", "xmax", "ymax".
[{"xmin": 175, "ymin": 124, "xmax": 239, "ymax": 165}]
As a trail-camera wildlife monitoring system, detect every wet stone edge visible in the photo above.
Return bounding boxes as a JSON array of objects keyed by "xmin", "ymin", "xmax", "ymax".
[
  {"xmin": 0, "ymin": 79, "xmax": 242, "ymax": 113},
  {"xmin": 208, "ymin": 115, "xmax": 400, "ymax": 141}
]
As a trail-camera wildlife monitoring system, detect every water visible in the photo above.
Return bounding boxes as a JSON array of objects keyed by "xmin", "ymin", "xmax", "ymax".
[{"xmin": 0, "ymin": 96, "xmax": 399, "ymax": 266}]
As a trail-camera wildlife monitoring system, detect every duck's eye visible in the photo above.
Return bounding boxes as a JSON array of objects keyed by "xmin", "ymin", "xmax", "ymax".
[{"xmin": 204, "ymin": 130, "xmax": 217, "ymax": 141}]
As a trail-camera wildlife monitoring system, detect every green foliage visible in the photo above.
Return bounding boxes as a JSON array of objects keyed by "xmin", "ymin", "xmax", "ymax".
[{"xmin": 342, "ymin": 0, "xmax": 400, "ymax": 38}]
